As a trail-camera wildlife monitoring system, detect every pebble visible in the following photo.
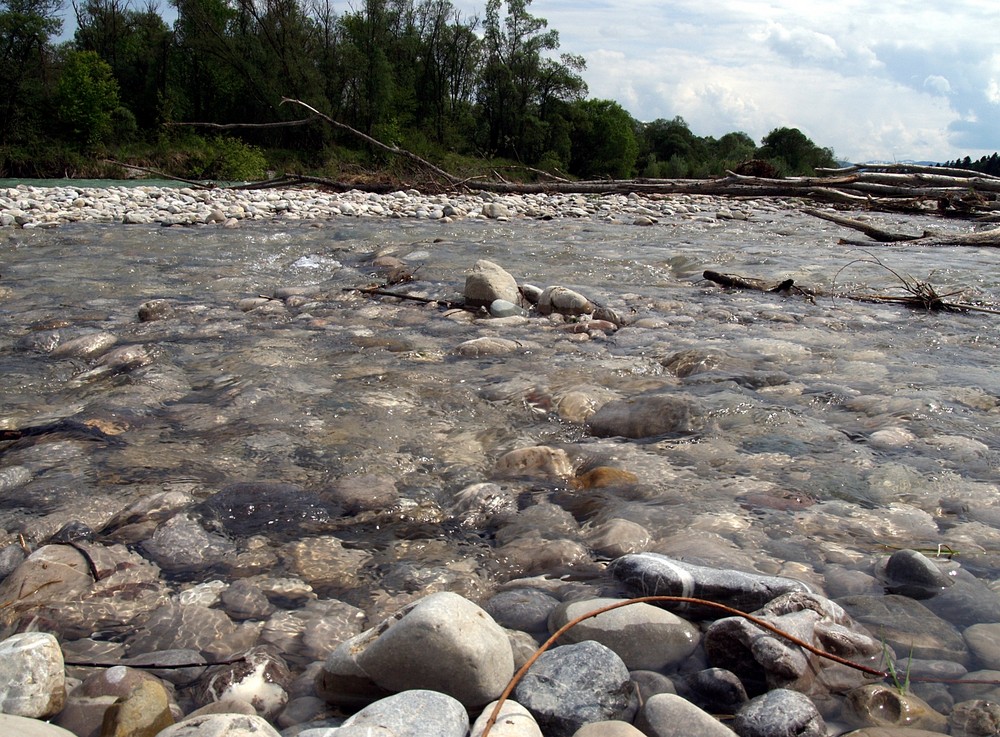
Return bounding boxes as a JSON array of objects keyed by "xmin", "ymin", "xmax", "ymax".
[
  {"xmin": 0, "ymin": 184, "xmax": 799, "ymax": 228},
  {"xmin": 733, "ymin": 688, "xmax": 826, "ymax": 737},
  {"xmin": 634, "ymin": 693, "xmax": 733, "ymax": 737},
  {"xmin": 155, "ymin": 714, "xmax": 282, "ymax": 737},
  {"xmin": 0, "ymin": 633, "xmax": 66, "ymax": 718},
  {"xmin": 513, "ymin": 640, "xmax": 635, "ymax": 737},
  {"xmin": 547, "ymin": 597, "xmax": 701, "ymax": 670},
  {"xmin": 318, "ymin": 591, "xmax": 514, "ymax": 708},
  {"xmin": 339, "ymin": 689, "xmax": 469, "ymax": 737}
]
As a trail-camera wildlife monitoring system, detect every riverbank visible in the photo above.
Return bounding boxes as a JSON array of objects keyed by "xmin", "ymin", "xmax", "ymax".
[{"xmin": 0, "ymin": 182, "xmax": 804, "ymax": 228}]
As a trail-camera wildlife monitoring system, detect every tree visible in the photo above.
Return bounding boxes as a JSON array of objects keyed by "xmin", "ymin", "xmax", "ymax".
[
  {"xmin": 568, "ymin": 98, "xmax": 637, "ymax": 178},
  {"xmin": 756, "ymin": 126, "xmax": 836, "ymax": 175},
  {"xmin": 478, "ymin": 0, "xmax": 585, "ymax": 162},
  {"xmin": 56, "ymin": 49, "xmax": 123, "ymax": 145},
  {"xmin": 0, "ymin": 0, "xmax": 62, "ymax": 143}
]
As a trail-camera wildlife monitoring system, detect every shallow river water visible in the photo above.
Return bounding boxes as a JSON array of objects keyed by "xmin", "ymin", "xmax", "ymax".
[{"xmin": 1, "ymin": 199, "xmax": 1000, "ymax": 715}]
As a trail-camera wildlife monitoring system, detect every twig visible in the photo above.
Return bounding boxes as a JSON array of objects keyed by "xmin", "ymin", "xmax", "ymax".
[
  {"xmin": 103, "ymin": 160, "xmax": 213, "ymax": 189},
  {"xmin": 480, "ymin": 594, "xmax": 886, "ymax": 737}
]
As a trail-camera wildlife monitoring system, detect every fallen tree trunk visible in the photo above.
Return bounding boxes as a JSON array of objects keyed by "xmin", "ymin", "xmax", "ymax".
[
  {"xmin": 155, "ymin": 99, "xmax": 999, "ymax": 218},
  {"xmin": 804, "ymin": 208, "xmax": 1000, "ymax": 247}
]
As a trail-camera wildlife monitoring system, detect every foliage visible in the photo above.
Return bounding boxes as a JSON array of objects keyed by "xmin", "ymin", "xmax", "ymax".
[
  {"xmin": 940, "ymin": 152, "xmax": 1000, "ymax": 176},
  {"xmin": 193, "ymin": 135, "xmax": 269, "ymax": 181},
  {"xmin": 757, "ymin": 126, "xmax": 837, "ymax": 175},
  {"xmin": 568, "ymin": 98, "xmax": 637, "ymax": 178},
  {"xmin": 5, "ymin": 0, "xmax": 851, "ymax": 180},
  {"xmin": 56, "ymin": 50, "xmax": 123, "ymax": 146}
]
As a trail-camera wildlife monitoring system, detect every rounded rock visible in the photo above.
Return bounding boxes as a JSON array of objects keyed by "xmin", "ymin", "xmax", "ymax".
[
  {"xmin": 733, "ymin": 688, "xmax": 826, "ymax": 737},
  {"xmin": 0, "ymin": 633, "xmax": 65, "ymax": 718},
  {"xmin": 635, "ymin": 693, "xmax": 733, "ymax": 737},
  {"xmin": 341, "ymin": 689, "xmax": 469, "ymax": 737},
  {"xmin": 547, "ymin": 597, "xmax": 700, "ymax": 671},
  {"xmin": 155, "ymin": 714, "xmax": 282, "ymax": 737},
  {"xmin": 513, "ymin": 640, "xmax": 634, "ymax": 737}
]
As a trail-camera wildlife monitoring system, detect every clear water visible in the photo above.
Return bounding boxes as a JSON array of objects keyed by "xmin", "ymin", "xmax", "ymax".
[{"xmin": 1, "ymin": 206, "xmax": 998, "ymax": 631}]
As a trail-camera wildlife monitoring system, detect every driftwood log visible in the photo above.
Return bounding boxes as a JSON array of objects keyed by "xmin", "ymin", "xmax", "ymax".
[
  {"xmin": 804, "ymin": 208, "xmax": 1000, "ymax": 247},
  {"xmin": 156, "ymin": 98, "xmax": 1000, "ymax": 219}
]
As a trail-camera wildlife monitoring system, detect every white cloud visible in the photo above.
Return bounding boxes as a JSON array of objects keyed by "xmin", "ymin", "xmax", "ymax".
[{"xmin": 987, "ymin": 80, "xmax": 1000, "ymax": 105}]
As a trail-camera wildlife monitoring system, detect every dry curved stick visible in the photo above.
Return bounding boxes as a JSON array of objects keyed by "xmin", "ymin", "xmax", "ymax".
[{"xmin": 479, "ymin": 594, "xmax": 886, "ymax": 737}]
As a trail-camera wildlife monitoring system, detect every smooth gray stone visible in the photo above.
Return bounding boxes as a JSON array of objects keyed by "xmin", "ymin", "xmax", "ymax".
[
  {"xmin": 950, "ymin": 699, "xmax": 1000, "ymax": 737},
  {"xmin": 733, "ymin": 688, "xmax": 826, "ymax": 737},
  {"xmin": 547, "ymin": 597, "xmax": 700, "ymax": 670},
  {"xmin": 514, "ymin": 640, "xmax": 635, "ymax": 737},
  {"xmin": 324, "ymin": 591, "xmax": 514, "ymax": 708},
  {"xmin": 341, "ymin": 690, "xmax": 469, "ymax": 737},
  {"xmin": 0, "ymin": 715, "xmax": 77, "ymax": 737},
  {"xmin": 634, "ymin": 693, "xmax": 733, "ymax": 737},
  {"xmin": 156, "ymin": 714, "xmax": 282, "ymax": 737},
  {"xmin": 485, "ymin": 588, "xmax": 560, "ymax": 634},
  {"xmin": 609, "ymin": 552, "xmax": 809, "ymax": 618},
  {"xmin": 464, "ymin": 260, "xmax": 519, "ymax": 307},
  {"xmin": 470, "ymin": 699, "xmax": 543, "ymax": 737},
  {"xmin": 837, "ymin": 594, "xmax": 969, "ymax": 663}
]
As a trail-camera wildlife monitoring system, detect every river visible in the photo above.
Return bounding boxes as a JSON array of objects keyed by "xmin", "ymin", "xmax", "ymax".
[{"xmin": 1, "ymin": 199, "xmax": 999, "ymax": 709}]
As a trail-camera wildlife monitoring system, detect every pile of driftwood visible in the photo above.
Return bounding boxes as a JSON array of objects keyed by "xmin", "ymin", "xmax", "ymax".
[{"xmin": 140, "ymin": 97, "xmax": 1000, "ymax": 223}]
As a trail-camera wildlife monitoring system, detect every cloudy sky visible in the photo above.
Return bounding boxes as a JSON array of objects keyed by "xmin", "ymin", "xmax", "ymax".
[{"xmin": 456, "ymin": 0, "xmax": 998, "ymax": 164}]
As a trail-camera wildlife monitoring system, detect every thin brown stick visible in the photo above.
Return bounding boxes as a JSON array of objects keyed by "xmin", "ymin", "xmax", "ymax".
[
  {"xmin": 480, "ymin": 595, "xmax": 885, "ymax": 737},
  {"xmin": 103, "ymin": 159, "xmax": 213, "ymax": 189},
  {"xmin": 165, "ymin": 117, "xmax": 319, "ymax": 130}
]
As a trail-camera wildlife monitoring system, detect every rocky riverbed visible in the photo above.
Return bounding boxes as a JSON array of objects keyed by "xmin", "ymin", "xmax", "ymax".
[
  {"xmin": 0, "ymin": 181, "xmax": 766, "ymax": 228},
  {"xmin": 1, "ymin": 184, "xmax": 1000, "ymax": 737}
]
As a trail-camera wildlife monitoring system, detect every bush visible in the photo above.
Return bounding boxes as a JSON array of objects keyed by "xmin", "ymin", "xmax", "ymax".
[{"xmin": 194, "ymin": 135, "xmax": 268, "ymax": 181}]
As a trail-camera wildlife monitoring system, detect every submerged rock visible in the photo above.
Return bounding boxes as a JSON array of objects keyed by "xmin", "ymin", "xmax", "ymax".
[
  {"xmin": 586, "ymin": 392, "xmax": 707, "ymax": 439},
  {"xmin": 464, "ymin": 260, "xmax": 520, "ymax": 308},
  {"xmin": 195, "ymin": 482, "xmax": 341, "ymax": 539}
]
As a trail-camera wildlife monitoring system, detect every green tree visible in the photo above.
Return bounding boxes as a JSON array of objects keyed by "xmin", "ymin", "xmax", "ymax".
[
  {"xmin": 478, "ymin": 0, "xmax": 585, "ymax": 162},
  {"xmin": 0, "ymin": 0, "xmax": 62, "ymax": 143},
  {"xmin": 756, "ymin": 126, "xmax": 836, "ymax": 175},
  {"xmin": 56, "ymin": 49, "xmax": 122, "ymax": 145},
  {"xmin": 568, "ymin": 98, "xmax": 637, "ymax": 178}
]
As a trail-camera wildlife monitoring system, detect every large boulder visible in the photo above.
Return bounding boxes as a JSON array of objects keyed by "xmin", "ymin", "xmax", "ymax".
[{"xmin": 464, "ymin": 260, "xmax": 520, "ymax": 308}]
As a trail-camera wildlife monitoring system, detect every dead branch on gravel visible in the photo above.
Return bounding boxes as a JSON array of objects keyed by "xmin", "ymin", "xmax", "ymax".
[
  {"xmin": 803, "ymin": 207, "xmax": 1000, "ymax": 248},
  {"xmin": 163, "ymin": 100, "xmax": 999, "ymax": 217},
  {"xmin": 704, "ymin": 258, "xmax": 1000, "ymax": 315}
]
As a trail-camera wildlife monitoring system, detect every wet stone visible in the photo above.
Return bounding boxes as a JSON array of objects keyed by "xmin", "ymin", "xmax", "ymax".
[
  {"xmin": 880, "ymin": 548, "xmax": 954, "ymax": 597},
  {"xmin": 950, "ymin": 699, "xmax": 1000, "ymax": 737},
  {"xmin": 140, "ymin": 513, "xmax": 237, "ymax": 573},
  {"xmin": 837, "ymin": 594, "xmax": 969, "ymax": 663},
  {"xmin": 586, "ymin": 392, "xmax": 707, "ymax": 439},
  {"xmin": 709, "ymin": 591, "xmax": 884, "ymax": 697},
  {"xmin": 99, "ymin": 678, "xmax": 174, "ymax": 737},
  {"xmin": 54, "ymin": 665, "xmax": 167, "ymax": 737},
  {"xmin": 464, "ymin": 259, "xmax": 520, "ymax": 308},
  {"xmin": 609, "ymin": 552, "xmax": 809, "ymax": 618},
  {"xmin": 326, "ymin": 473, "xmax": 399, "ymax": 514},
  {"xmin": 513, "ymin": 640, "xmax": 635, "ymax": 737},
  {"xmin": 675, "ymin": 668, "xmax": 749, "ymax": 715},
  {"xmin": 195, "ymin": 482, "xmax": 341, "ymax": 539},
  {"xmin": 484, "ymin": 588, "xmax": 560, "ymax": 634},
  {"xmin": 964, "ymin": 623, "xmax": 1000, "ymax": 669},
  {"xmin": 195, "ymin": 646, "xmax": 290, "ymax": 719},
  {"xmin": 120, "ymin": 649, "xmax": 207, "ymax": 686},
  {"xmin": 843, "ymin": 683, "xmax": 948, "ymax": 732},
  {"xmin": 733, "ymin": 688, "xmax": 826, "ymax": 737}
]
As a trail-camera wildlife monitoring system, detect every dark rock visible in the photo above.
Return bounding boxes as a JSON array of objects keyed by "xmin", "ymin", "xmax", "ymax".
[
  {"xmin": 195, "ymin": 646, "xmax": 290, "ymax": 719},
  {"xmin": 704, "ymin": 591, "xmax": 883, "ymax": 697},
  {"xmin": 629, "ymin": 670, "xmax": 676, "ymax": 704},
  {"xmin": 733, "ymin": 688, "xmax": 826, "ymax": 737},
  {"xmin": 138, "ymin": 299, "xmax": 176, "ymax": 322},
  {"xmin": 609, "ymin": 552, "xmax": 809, "ymax": 618},
  {"xmin": 881, "ymin": 549, "xmax": 954, "ymax": 598},
  {"xmin": 676, "ymin": 668, "xmax": 748, "ymax": 715},
  {"xmin": 194, "ymin": 482, "xmax": 341, "ymax": 539},
  {"xmin": 513, "ymin": 640, "xmax": 635, "ymax": 737}
]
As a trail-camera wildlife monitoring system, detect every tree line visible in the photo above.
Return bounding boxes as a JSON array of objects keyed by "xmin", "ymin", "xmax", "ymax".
[
  {"xmin": 941, "ymin": 153, "xmax": 1000, "ymax": 178},
  {"xmin": 1, "ymin": 0, "xmax": 839, "ymax": 180}
]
